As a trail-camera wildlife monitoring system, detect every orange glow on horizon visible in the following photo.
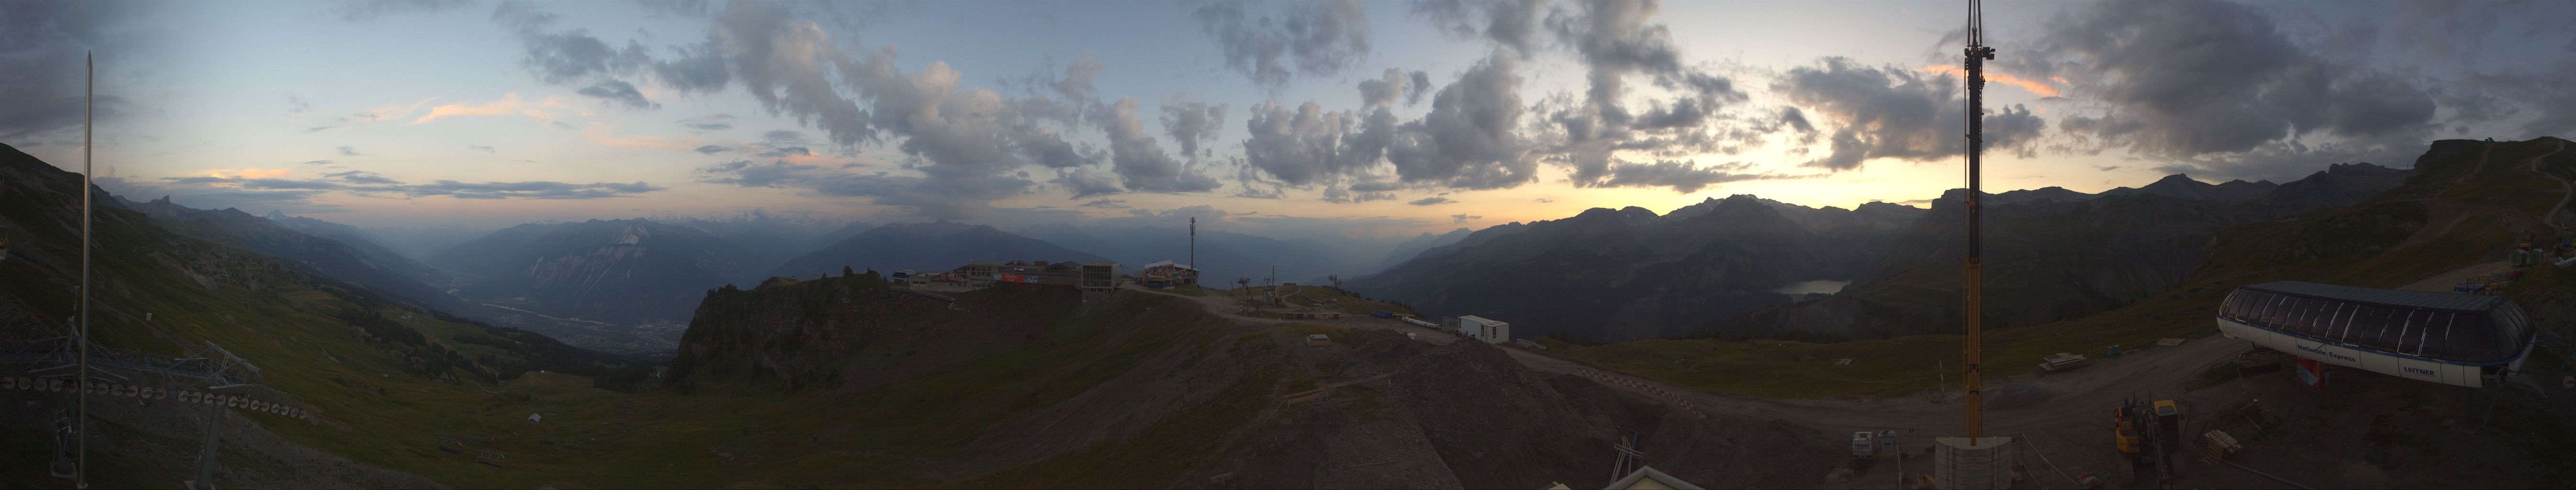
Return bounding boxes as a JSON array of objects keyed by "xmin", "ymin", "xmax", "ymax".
[{"xmin": 1920, "ymin": 65, "xmax": 2061, "ymax": 98}]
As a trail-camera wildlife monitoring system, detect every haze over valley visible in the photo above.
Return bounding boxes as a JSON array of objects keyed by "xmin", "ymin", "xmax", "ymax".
[{"xmin": 7, "ymin": 0, "xmax": 2576, "ymax": 489}]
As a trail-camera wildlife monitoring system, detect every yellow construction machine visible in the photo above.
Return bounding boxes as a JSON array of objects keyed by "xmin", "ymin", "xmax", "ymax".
[{"xmin": 2114, "ymin": 399, "xmax": 2182, "ymax": 488}]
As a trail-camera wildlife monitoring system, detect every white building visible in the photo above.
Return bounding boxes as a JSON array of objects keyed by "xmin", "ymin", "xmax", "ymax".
[{"xmin": 1457, "ymin": 315, "xmax": 1510, "ymax": 344}]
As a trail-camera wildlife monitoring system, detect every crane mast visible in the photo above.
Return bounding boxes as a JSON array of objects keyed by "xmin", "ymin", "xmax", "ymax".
[{"xmin": 1959, "ymin": 0, "xmax": 1996, "ymax": 440}]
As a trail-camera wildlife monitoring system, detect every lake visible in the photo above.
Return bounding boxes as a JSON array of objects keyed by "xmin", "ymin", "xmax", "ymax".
[{"xmin": 1772, "ymin": 279, "xmax": 1850, "ymax": 295}]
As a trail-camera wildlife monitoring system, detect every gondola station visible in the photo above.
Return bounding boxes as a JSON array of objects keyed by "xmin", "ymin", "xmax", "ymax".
[{"xmin": 2216, "ymin": 281, "xmax": 2538, "ymax": 388}]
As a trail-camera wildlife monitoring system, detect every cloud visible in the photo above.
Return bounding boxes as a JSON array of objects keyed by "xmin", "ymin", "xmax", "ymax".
[
  {"xmin": 0, "ymin": 2, "xmax": 141, "ymax": 144},
  {"xmin": 1592, "ymin": 159, "xmax": 1808, "ymax": 193},
  {"xmin": 679, "ymin": 114, "xmax": 734, "ymax": 131},
  {"xmin": 1509, "ymin": 0, "xmax": 1754, "ymax": 191},
  {"xmin": 1320, "ymin": 184, "xmax": 1397, "ymax": 203},
  {"xmin": 1533, "ymin": 197, "xmax": 1553, "ymax": 203},
  {"xmin": 1087, "ymin": 98, "xmax": 1220, "ymax": 193},
  {"xmin": 1159, "ymin": 100, "xmax": 1228, "ymax": 159},
  {"xmin": 1191, "ymin": 0, "xmax": 1371, "ymax": 88},
  {"xmin": 119, "ymin": 170, "xmax": 665, "ymax": 204},
  {"xmin": 575, "ymin": 80, "xmax": 659, "ymax": 109},
  {"xmin": 1407, "ymin": 196, "xmax": 1455, "ymax": 206},
  {"xmin": 1356, "ymin": 68, "xmax": 1427, "ymax": 107},
  {"xmin": 401, "ymin": 179, "xmax": 666, "ymax": 200},
  {"xmin": 694, "ymin": 145, "xmax": 731, "ymax": 154},
  {"xmin": 1451, "ymin": 213, "xmax": 1481, "ymax": 223},
  {"xmin": 337, "ymin": 146, "xmax": 362, "ymax": 156},
  {"xmin": 334, "ymin": 0, "xmax": 470, "ymax": 22},
  {"xmin": 1386, "ymin": 53, "xmax": 1539, "ymax": 189},
  {"xmin": 466, "ymin": 145, "xmax": 496, "ymax": 153},
  {"xmin": 1078, "ymin": 198, "xmax": 1128, "ymax": 208},
  {"xmin": 694, "ymin": 159, "xmax": 814, "ymax": 187},
  {"xmin": 411, "ymin": 93, "xmax": 572, "ymax": 123},
  {"xmin": 1772, "ymin": 57, "xmax": 2043, "ymax": 170},
  {"xmin": 761, "ymin": 130, "xmax": 804, "ymax": 144},
  {"xmin": 491, "ymin": 3, "xmax": 650, "ymax": 85},
  {"xmin": 2019, "ymin": 0, "xmax": 2435, "ymax": 157},
  {"xmin": 1050, "ymin": 168, "xmax": 1124, "ymax": 198},
  {"xmin": 1918, "ymin": 65, "xmax": 2060, "ymax": 97},
  {"xmin": 1412, "ymin": 0, "xmax": 1546, "ymax": 55}
]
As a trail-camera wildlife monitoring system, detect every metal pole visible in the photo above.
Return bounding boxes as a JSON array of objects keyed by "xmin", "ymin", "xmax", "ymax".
[
  {"xmin": 1959, "ymin": 0, "xmax": 1997, "ymax": 442},
  {"xmin": 78, "ymin": 49, "xmax": 94, "ymax": 490},
  {"xmin": 1189, "ymin": 217, "xmax": 1195, "ymax": 285}
]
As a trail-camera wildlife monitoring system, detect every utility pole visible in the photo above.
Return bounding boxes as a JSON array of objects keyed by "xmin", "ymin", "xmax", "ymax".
[{"xmin": 1959, "ymin": 0, "xmax": 1995, "ymax": 442}]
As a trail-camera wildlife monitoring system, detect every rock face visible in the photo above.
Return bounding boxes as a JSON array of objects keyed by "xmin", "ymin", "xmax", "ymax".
[
  {"xmin": 1348, "ymin": 196, "xmax": 1924, "ymax": 342},
  {"xmin": 430, "ymin": 218, "xmax": 760, "ymax": 325}
]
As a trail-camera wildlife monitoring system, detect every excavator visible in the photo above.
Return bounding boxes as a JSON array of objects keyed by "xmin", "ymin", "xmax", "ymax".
[{"xmin": 2114, "ymin": 398, "xmax": 2182, "ymax": 489}]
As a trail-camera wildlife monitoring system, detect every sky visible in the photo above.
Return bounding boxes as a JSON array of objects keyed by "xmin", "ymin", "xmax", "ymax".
[{"xmin": 4, "ymin": 0, "xmax": 2573, "ymax": 239}]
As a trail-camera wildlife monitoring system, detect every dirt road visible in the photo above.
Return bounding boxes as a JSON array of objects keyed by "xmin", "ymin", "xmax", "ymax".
[{"xmin": 1132, "ymin": 282, "xmax": 2245, "ymax": 430}]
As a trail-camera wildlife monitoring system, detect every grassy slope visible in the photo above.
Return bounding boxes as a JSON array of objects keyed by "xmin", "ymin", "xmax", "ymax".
[{"xmin": 1549, "ymin": 138, "xmax": 2553, "ymax": 399}]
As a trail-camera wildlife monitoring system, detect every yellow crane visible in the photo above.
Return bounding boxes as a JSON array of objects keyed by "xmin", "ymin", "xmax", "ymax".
[{"xmin": 1960, "ymin": 0, "xmax": 1997, "ymax": 440}]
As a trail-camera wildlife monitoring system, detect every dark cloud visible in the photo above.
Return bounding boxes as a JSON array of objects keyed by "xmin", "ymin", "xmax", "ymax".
[
  {"xmin": 337, "ymin": 146, "xmax": 362, "ymax": 156},
  {"xmin": 575, "ymin": 79, "xmax": 659, "ymax": 109},
  {"xmin": 1159, "ymin": 100, "xmax": 1228, "ymax": 158},
  {"xmin": 2020, "ymin": 0, "xmax": 2434, "ymax": 157},
  {"xmin": 1191, "ymin": 0, "xmax": 1371, "ymax": 88},
  {"xmin": 1772, "ymin": 57, "xmax": 2042, "ymax": 170},
  {"xmin": 1407, "ymin": 196, "xmax": 1456, "ymax": 206},
  {"xmin": 1077, "ymin": 198, "xmax": 1128, "ymax": 208},
  {"xmin": 0, "ymin": 1, "xmax": 138, "ymax": 145},
  {"xmin": 1451, "ymin": 213, "xmax": 1481, "ymax": 223},
  {"xmin": 694, "ymin": 145, "xmax": 731, "ymax": 154},
  {"xmin": 753, "ymin": 145, "xmax": 810, "ymax": 157}
]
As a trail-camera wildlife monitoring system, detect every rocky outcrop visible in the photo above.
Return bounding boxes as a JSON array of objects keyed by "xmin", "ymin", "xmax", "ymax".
[{"xmin": 667, "ymin": 277, "xmax": 1107, "ymax": 393}]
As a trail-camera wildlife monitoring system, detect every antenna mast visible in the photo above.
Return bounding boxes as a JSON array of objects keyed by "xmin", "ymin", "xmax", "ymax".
[
  {"xmin": 1188, "ymin": 217, "xmax": 1196, "ymax": 285},
  {"xmin": 1959, "ymin": 0, "xmax": 1996, "ymax": 441},
  {"xmin": 78, "ymin": 49, "xmax": 94, "ymax": 490}
]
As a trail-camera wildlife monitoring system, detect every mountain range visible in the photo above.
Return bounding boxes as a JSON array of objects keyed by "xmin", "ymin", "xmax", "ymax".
[{"xmin": 1349, "ymin": 162, "xmax": 2412, "ymax": 343}]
